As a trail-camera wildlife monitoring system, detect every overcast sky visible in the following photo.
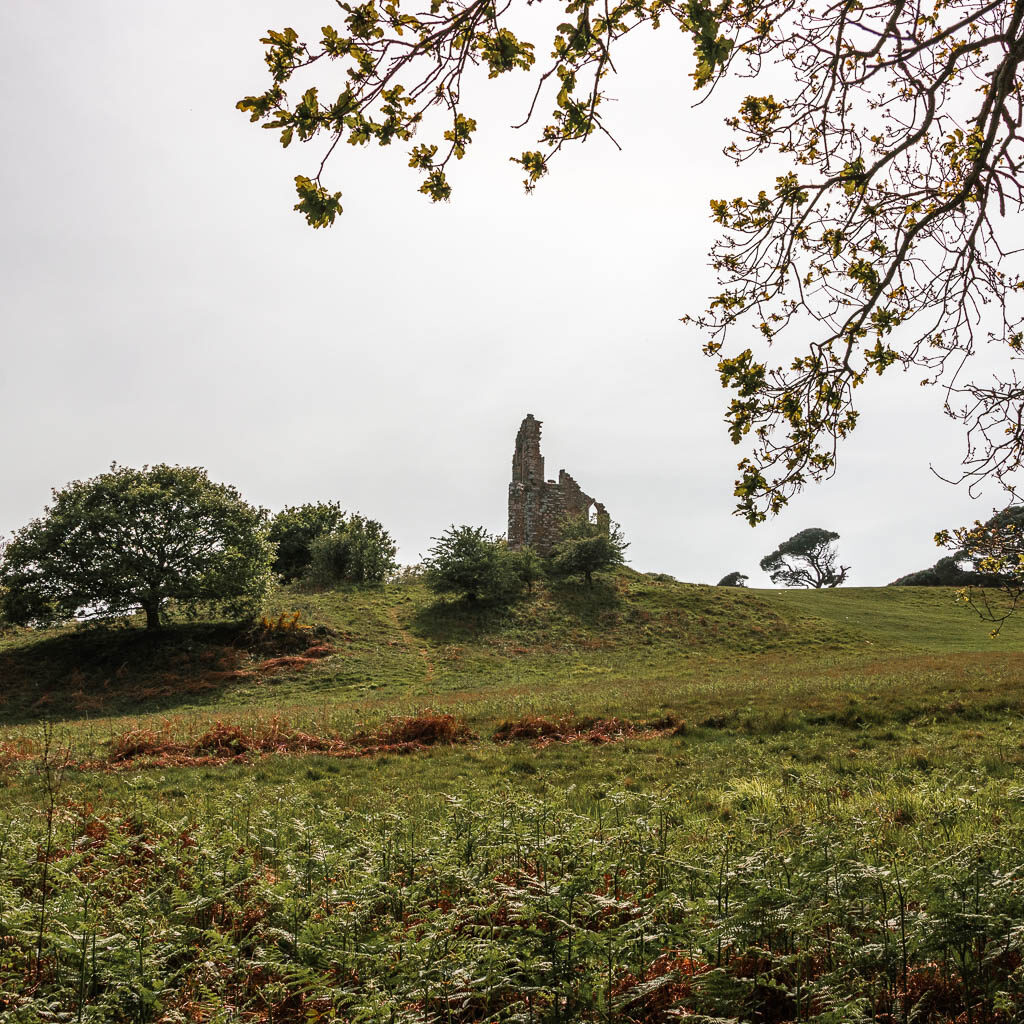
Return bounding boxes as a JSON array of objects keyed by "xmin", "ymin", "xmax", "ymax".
[{"xmin": 1, "ymin": 1, "xmax": 1012, "ymax": 586}]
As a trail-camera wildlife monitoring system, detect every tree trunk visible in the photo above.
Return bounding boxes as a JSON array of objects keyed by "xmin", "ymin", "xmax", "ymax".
[{"xmin": 142, "ymin": 602, "xmax": 161, "ymax": 630}]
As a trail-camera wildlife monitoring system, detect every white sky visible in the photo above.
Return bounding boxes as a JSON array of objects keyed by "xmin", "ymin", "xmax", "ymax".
[{"xmin": 0, "ymin": 1, "xmax": 1014, "ymax": 585}]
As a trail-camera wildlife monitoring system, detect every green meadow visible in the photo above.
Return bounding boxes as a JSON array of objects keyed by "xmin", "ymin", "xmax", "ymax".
[{"xmin": 2, "ymin": 573, "xmax": 1024, "ymax": 1021}]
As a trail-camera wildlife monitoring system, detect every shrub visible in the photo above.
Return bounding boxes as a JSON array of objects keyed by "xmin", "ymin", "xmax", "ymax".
[
  {"xmin": 717, "ymin": 571, "xmax": 749, "ymax": 587},
  {"xmin": 306, "ymin": 514, "xmax": 398, "ymax": 585},
  {"xmin": 0, "ymin": 539, "xmax": 9, "ymax": 632},
  {"xmin": 509, "ymin": 545, "xmax": 546, "ymax": 593},
  {"xmin": 268, "ymin": 502, "xmax": 346, "ymax": 581},
  {"xmin": 423, "ymin": 526, "xmax": 522, "ymax": 602},
  {"xmin": 890, "ymin": 555, "xmax": 977, "ymax": 586}
]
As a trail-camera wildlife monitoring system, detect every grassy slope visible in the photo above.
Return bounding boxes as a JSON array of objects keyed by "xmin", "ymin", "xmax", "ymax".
[
  {"xmin": 756, "ymin": 584, "xmax": 1015, "ymax": 651},
  {"xmin": 4, "ymin": 575, "xmax": 1024, "ymax": 1019},
  {"xmin": 1, "ymin": 571, "xmax": 1021, "ymax": 744}
]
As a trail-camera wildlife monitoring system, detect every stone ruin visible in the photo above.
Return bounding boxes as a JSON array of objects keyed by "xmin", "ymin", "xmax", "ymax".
[{"xmin": 507, "ymin": 414, "xmax": 608, "ymax": 554}]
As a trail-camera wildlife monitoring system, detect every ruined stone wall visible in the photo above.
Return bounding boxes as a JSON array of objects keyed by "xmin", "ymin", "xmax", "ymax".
[
  {"xmin": 511, "ymin": 415, "xmax": 544, "ymax": 486},
  {"xmin": 507, "ymin": 414, "xmax": 607, "ymax": 554}
]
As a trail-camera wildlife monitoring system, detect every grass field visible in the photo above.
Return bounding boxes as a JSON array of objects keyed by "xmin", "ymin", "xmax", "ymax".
[{"xmin": 2, "ymin": 572, "xmax": 1024, "ymax": 1021}]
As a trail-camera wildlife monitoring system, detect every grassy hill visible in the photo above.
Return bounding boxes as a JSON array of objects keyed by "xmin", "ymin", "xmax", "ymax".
[
  {"xmin": 3, "ymin": 573, "xmax": 1024, "ymax": 1020},
  {"xmin": 2, "ymin": 570, "xmax": 1019, "ymax": 732}
]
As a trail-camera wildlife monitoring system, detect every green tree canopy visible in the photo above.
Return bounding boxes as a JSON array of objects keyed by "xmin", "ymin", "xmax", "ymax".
[
  {"xmin": 423, "ymin": 525, "xmax": 522, "ymax": 602},
  {"xmin": 760, "ymin": 528, "xmax": 849, "ymax": 589},
  {"xmin": 0, "ymin": 464, "xmax": 273, "ymax": 630},
  {"xmin": 549, "ymin": 514, "xmax": 628, "ymax": 586},
  {"xmin": 268, "ymin": 502, "xmax": 346, "ymax": 581},
  {"xmin": 240, "ymin": 0, "xmax": 1024, "ymax": 521}
]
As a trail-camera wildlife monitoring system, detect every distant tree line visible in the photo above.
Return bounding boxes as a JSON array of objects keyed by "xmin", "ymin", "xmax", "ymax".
[
  {"xmin": 890, "ymin": 557, "xmax": 991, "ymax": 588},
  {"xmin": 6, "ymin": 461, "xmax": 1020, "ymax": 635},
  {"xmin": 915, "ymin": 507, "xmax": 1024, "ymax": 635},
  {"xmin": 0, "ymin": 464, "xmax": 627, "ymax": 632}
]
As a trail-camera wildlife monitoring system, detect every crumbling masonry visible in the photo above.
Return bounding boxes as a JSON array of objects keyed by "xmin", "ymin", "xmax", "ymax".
[{"xmin": 507, "ymin": 414, "xmax": 608, "ymax": 554}]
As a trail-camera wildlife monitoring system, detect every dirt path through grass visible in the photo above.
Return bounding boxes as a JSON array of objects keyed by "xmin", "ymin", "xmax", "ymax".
[{"xmin": 387, "ymin": 604, "xmax": 436, "ymax": 684}]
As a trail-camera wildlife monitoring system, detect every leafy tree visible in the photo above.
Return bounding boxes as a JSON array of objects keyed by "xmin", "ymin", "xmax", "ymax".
[
  {"xmin": 760, "ymin": 528, "xmax": 849, "ymax": 589},
  {"xmin": 268, "ymin": 502, "xmax": 346, "ymax": 581},
  {"xmin": 423, "ymin": 526, "xmax": 522, "ymax": 602},
  {"xmin": 717, "ymin": 572, "xmax": 748, "ymax": 587},
  {"xmin": 549, "ymin": 514, "xmax": 628, "ymax": 586},
  {"xmin": 240, "ymin": 1, "xmax": 1024, "ymax": 521},
  {"xmin": 306, "ymin": 513, "xmax": 398, "ymax": 585},
  {"xmin": 0, "ymin": 464, "xmax": 273, "ymax": 630}
]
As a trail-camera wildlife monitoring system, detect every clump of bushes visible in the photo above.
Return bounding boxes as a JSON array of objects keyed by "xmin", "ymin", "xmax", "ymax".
[
  {"xmin": 422, "ymin": 513, "xmax": 628, "ymax": 604},
  {"xmin": 717, "ymin": 571, "xmax": 748, "ymax": 587},
  {"xmin": 891, "ymin": 555, "xmax": 981, "ymax": 587},
  {"xmin": 356, "ymin": 712, "xmax": 474, "ymax": 747},
  {"xmin": 268, "ymin": 503, "xmax": 397, "ymax": 586},
  {"xmin": 508, "ymin": 545, "xmax": 545, "ymax": 593},
  {"xmin": 267, "ymin": 502, "xmax": 346, "ymax": 581},
  {"xmin": 247, "ymin": 611, "xmax": 327, "ymax": 655},
  {"xmin": 891, "ymin": 506, "xmax": 1024, "ymax": 587},
  {"xmin": 306, "ymin": 514, "xmax": 398, "ymax": 585}
]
